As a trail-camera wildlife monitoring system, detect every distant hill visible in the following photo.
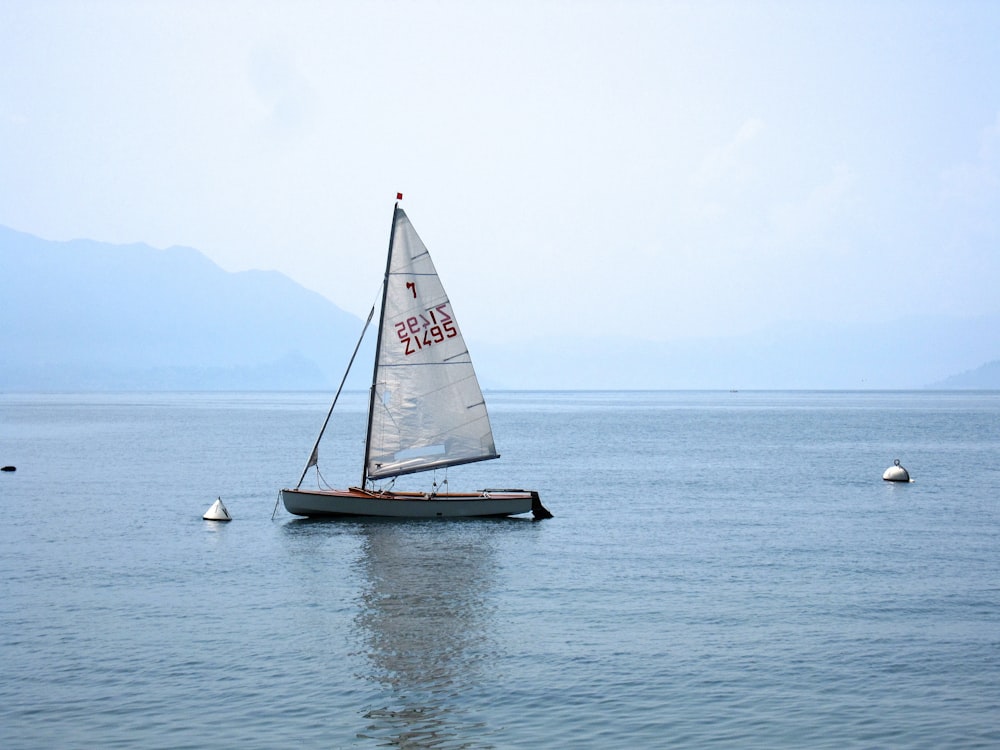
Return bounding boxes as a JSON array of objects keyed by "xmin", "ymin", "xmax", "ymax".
[
  {"xmin": 2, "ymin": 225, "xmax": 998, "ymax": 391},
  {"xmin": 927, "ymin": 360, "xmax": 1000, "ymax": 389},
  {"xmin": 0, "ymin": 226, "xmax": 369, "ymax": 391}
]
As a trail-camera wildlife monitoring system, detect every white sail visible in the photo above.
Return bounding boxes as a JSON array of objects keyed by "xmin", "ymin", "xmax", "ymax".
[{"xmin": 365, "ymin": 208, "xmax": 498, "ymax": 481}]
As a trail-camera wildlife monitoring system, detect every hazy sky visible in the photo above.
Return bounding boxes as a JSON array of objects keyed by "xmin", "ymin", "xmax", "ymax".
[{"xmin": 2, "ymin": 1, "xmax": 999, "ymax": 344}]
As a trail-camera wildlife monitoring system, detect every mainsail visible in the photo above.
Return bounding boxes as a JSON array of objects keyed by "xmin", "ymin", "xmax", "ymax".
[{"xmin": 364, "ymin": 208, "xmax": 498, "ymax": 481}]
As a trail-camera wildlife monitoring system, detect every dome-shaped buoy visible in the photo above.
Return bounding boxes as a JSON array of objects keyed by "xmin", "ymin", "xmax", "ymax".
[
  {"xmin": 882, "ymin": 459, "xmax": 910, "ymax": 483},
  {"xmin": 203, "ymin": 497, "xmax": 232, "ymax": 521}
]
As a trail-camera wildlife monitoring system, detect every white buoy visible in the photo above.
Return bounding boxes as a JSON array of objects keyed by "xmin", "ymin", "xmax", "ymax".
[
  {"xmin": 882, "ymin": 459, "xmax": 911, "ymax": 483},
  {"xmin": 203, "ymin": 497, "xmax": 232, "ymax": 521}
]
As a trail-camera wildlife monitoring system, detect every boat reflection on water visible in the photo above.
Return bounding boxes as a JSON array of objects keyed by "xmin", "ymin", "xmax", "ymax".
[{"xmin": 353, "ymin": 519, "xmax": 516, "ymax": 748}]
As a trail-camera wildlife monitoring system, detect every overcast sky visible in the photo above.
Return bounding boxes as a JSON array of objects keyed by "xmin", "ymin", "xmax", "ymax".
[{"xmin": 2, "ymin": 1, "xmax": 999, "ymax": 345}]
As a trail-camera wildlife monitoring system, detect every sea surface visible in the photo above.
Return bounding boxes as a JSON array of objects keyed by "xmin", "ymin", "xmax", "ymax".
[{"xmin": 1, "ymin": 390, "xmax": 998, "ymax": 748}]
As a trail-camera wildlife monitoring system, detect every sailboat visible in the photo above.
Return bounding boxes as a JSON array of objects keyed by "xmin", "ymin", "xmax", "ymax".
[{"xmin": 281, "ymin": 196, "xmax": 551, "ymax": 520}]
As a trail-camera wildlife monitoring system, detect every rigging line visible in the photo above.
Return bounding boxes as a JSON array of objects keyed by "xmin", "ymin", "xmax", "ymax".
[{"xmin": 293, "ymin": 303, "xmax": 376, "ymax": 489}]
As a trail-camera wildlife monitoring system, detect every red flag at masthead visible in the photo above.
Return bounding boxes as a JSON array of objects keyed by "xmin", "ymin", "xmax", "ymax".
[{"xmin": 396, "ymin": 192, "xmax": 403, "ymax": 200}]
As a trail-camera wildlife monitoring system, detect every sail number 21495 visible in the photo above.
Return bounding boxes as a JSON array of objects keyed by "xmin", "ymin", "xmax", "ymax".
[{"xmin": 394, "ymin": 304, "xmax": 457, "ymax": 355}]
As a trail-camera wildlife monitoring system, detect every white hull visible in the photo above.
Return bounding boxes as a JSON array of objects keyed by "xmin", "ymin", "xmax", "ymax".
[{"xmin": 281, "ymin": 487, "xmax": 547, "ymax": 519}]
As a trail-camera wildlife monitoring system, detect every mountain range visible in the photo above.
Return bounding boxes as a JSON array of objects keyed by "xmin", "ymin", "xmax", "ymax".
[
  {"xmin": 1, "ymin": 226, "xmax": 363, "ymax": 390},
  {"xmin": 2, "ymin": 225, "xmax": 998, "ymax": 391}
]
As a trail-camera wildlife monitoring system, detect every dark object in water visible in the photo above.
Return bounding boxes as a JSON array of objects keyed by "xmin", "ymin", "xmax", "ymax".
[{"xmin": 1, "ymin": 466, "xmax": 15, "ymax": 472}]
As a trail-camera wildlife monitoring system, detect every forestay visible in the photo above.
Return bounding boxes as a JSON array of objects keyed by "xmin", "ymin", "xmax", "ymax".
[{"xmin": 364, "ymin": 208, "xmax": 498, "ymax": 481}]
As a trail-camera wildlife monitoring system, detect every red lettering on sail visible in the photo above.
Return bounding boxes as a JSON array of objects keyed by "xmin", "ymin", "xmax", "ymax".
[{"xmin": 392, "ymin": 302, "xmax": 458, "ymax": 355}]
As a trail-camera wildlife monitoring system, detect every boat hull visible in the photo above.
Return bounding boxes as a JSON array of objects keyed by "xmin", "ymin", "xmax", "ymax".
[{"xmin": 281, "ymin": 487, "xmax": 546, "ymax": 519}]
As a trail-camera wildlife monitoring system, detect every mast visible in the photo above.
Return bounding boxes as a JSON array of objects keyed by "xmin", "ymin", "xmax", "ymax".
[{"xmin": 361, "ymin": 199, "xmax": 400, "ymax": 488}]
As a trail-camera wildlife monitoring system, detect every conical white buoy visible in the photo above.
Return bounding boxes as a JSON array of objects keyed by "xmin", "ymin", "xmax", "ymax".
[
  {"xmin": 882, "ymin": 459, "xmax": 911, "ymax": 483},
  {"xmin": 203, "ymin": 497, "xmax": 232, "ymax": 521}
]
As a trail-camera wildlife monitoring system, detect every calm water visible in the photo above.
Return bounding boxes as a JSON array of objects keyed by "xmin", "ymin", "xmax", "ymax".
[{"xmin": 1, "ymin": 390, "xmax": 998, "ymax": 748}]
